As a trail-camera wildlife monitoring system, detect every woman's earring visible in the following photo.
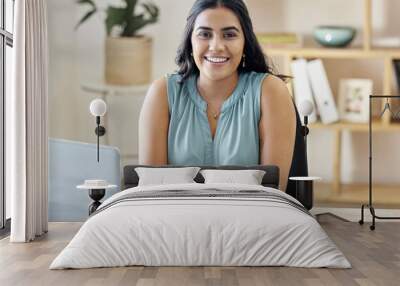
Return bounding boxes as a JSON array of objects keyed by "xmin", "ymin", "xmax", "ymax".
[
  {"xmin": 242, "ymin": 54, "xmax": 246, "ymax": 68},
  {"xmin": 190, "ymin": 52, "xmax": 193, "ymax": 57}
]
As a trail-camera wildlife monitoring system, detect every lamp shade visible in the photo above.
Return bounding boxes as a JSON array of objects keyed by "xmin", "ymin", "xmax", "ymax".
[
  {"xmin": 89, "ymin": 99, "xmax": 107, "ymax": 117},
  {"xmin": 298, "ymin": 100, "xmax": 314, "ymax": 116}
]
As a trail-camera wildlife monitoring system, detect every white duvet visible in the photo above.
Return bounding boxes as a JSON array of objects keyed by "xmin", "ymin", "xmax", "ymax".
[{"xmin": 50, "ymin": 183, "xmax": 351, "ymax": 269}]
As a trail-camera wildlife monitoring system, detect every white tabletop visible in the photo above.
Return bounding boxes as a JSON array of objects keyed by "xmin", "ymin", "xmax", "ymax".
[
  {"xmin": 289, "ymin": 176, "xmax": 322, "ymax": 181},
  {"xmin": 76, "ymin": 184, "xmax": 117, "ymax": 190}
]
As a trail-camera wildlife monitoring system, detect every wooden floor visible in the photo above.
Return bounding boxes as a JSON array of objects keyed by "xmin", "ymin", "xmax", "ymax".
[{"xmin": 0, "ymin": 217, "xmax": 399, "ymax": 286}]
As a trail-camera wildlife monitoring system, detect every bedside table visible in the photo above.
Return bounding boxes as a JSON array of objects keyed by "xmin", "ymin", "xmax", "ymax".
[
  {"xmin": 288, "ymin": 176, "xmax": 321, "ymax": 210},
  {"xmin": 77, "ymin": 180, "xmax": 117, "ymax": 215}
]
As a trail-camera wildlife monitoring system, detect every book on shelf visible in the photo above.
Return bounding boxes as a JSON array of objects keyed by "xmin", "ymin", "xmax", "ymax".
[
  {"xmin": 393, "ymin": 60, "xmax": 400, "ymax": 93},
  {"xmin": 373, "ymin": 37, "xmax": 400, "ymax": 49},
  {"xmin": 391, "ymin": 60, "xmax": 400, "ymax": 122},
  {"xmin": 306, "ymin": 59, "xmax": 339, "ymax": 124},
  {"xmin": 256, "ymin": 32, "xmax": 302, "ymax": 48},
  {"xmin": 290, "ymin": 58, "xmax": 317, "ymax": 123}
]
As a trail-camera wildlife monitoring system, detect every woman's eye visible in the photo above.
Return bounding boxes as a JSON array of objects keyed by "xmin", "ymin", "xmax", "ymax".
[
  {"xmin": 198, "ymin": 31, "xmax": 212, "ymax": 38},
  {"xmin": 224, "ymin": 32, "xmax": 237, "ymax": 38}
]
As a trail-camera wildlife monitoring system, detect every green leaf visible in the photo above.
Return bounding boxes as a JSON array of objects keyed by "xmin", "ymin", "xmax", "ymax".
[
  {"xmin": 141, "ymin": 2, "xmax": 159, "ymax": 19},
  {"xmin": 105, "ymin": 7, "xmax": 127, "ymax": 35},
  {"xmin": 76, "ymin": 0, "xmax": 159, "ymax": 36},
  {"xmin": 123, "ymin": 16, "xmax": 158, "ymax": 36},
  {"xmin": 76, "ymin": 0, "xmax": 96, "ymax": 9},
  {"xmin": 121, "ymin": 2, "xmax": 159, "ymax": 36},
  {"xmin": 75, "ymin": 8, "xmax": 97, "ymax": 30},
  {"xmin": 124, "ymin": 0, "xmax": 138, "ymax": 15},
  {"xmin": 122, "ymin": 14, "xmax": 142, "ymax": 36}
]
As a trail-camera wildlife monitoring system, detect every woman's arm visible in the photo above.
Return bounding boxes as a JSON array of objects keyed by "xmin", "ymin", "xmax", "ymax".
[
  {"xmin": 138, "ymin": 77, "xmax": 169, "ymax": 165},
  {"xmin": 259, "ymin": 75, "xmax": 296, "ymax": 191}
]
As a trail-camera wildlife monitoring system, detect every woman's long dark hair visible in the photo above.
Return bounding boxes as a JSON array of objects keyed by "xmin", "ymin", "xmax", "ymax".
[{"xmin": 175, "ymin": 0, "xmax": 287, "ymax": 82}]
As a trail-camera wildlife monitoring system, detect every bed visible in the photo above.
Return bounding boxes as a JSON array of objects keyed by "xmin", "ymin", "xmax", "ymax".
[{"xmin": 50, "ymin": 165, "xmax": 350, "ymax": 269}]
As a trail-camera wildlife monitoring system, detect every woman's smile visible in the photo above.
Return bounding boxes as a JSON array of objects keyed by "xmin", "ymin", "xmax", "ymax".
[{"xmin": 204, "ymin": 55, "xmax": 230, "ymax": 65}]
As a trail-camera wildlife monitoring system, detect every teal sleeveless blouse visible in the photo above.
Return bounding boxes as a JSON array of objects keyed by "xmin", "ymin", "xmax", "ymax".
[{"xmin": 166, "ymin": 71, "xmax": 269, "ymax": 166}]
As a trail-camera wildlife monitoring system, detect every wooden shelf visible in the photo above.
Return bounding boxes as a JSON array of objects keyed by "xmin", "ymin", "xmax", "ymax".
[
  {"xmin": 314, "ymin": 182, "xmax": 400, "ymax": 207},
  {"xmin": 258, "ymin": 0, "xmax": 400, "ymax": 202},
  {"xmin": 309, "ymin": 120, "xmax": 400, "ymax": 132},
  {"xmin": 262, "ymin": 45, "xmax": 400, "ymax": 59}
]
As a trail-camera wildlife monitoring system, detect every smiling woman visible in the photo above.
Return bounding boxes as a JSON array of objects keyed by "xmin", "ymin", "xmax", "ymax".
[{"xmin": 139, "ymin": 0, "xmax": 303, "ymax": 192}]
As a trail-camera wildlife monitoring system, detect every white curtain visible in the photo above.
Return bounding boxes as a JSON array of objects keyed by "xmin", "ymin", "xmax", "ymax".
[{"xmin": 7, "ymin": 0, "xmax": 49, "ymax": 242}]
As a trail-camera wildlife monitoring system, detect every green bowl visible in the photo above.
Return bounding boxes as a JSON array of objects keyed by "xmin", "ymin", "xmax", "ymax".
[{"xmin": 313, "ymin": 26, "xmax": 356, "ymax": 47}]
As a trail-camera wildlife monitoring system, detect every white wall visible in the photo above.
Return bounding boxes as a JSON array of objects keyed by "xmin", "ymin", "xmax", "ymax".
[{"xmin": 47, "ymin": 0, "xmax": 400, "ymax": 184}]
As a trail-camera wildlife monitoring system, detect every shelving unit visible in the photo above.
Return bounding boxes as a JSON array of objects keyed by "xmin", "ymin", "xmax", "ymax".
[{"xmin": 261, "ymin": 0, "xmax": 400, "ymax": 204}]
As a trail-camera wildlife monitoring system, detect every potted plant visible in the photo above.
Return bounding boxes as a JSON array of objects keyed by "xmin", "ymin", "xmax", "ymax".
[{"xmin": 76, "ymin": 0, "xmax": 159, "ymax": 85}]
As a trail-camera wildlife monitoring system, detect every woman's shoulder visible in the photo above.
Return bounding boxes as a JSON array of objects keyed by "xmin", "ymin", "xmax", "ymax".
[
  {"xmin": 241, "ymin": 71, "xmax": 270, "ymax": 90},
  {"xmin": 242, "ymin": 71, "xmax": 269, "ymax": 80},
  {"xmin": 260, "ymin": 73, "xmax": 289, "ymax": 97},
  {"xmin": 140, "ymin": 77, "xmax": 169, "ymax": 127},
  {"xmin": 154, "ymin": 73, "xmax": 191, "ymax": 112},
  {"xmin": 147, "ymin": 76, "xmax": 168, "ymax": 97},
  {"xmin": 164, "ymin": 72, "xmax": 191, "ymax": 93},
  {"xmin": 164, "ymin": 72, "xmax": 185, "ymax": 85},
  {"xmin": 147, "ymin": 72, "xmax": 186, "ymax": 94},
  {"xmin": 259, "ymin": 74, "xmax": 294, "ymax": 116}
]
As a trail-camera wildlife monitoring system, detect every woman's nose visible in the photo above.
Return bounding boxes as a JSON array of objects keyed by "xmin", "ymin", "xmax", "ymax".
[{"xmin": 209, "ymin": 36, "xmax": 224, "ymax": 51}]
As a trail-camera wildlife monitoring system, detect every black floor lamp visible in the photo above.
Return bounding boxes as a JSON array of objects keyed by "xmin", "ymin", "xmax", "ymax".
[
  {"xmin": 296, "ymin": 100, "xmax": 349, "ymax": 222},
  {"xmin": 359, "ymin": 95, "xmax": 400, "ymax": 230},
  {"xmin": 289, "ymin": 100, "xmax": 322, "ymax": 211}
]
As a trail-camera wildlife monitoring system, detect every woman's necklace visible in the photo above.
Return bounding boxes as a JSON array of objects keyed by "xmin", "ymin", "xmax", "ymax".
[
  {"xmin": 208, "ymin": 104, "xmax": 221, "ymax": 120},
  {"xmin": 197, "ymin": 77, "xmax": 237, "ymax": 121},
  {"xmin": 212, "ymin": 110, "xmax": 220, "ymax": 119},
  {"xmin": 206, "ymin": 96, "xmax": 229, "ymax": 120}
]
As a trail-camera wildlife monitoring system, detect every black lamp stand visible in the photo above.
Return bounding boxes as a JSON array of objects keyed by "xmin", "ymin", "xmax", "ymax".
[
  {"xmin": 287, "ymin": 114, "xmax": 314, "ymax": 211},
  {"xmin": 94, "ymin": 116, "xmax": 106, "ymax": 162},
  {"xmin": 301, "ymin": 115, "xmax": 309, "ymax": 172},
  {"xmin": 302, "ymin": 114, "xmax": 348, "ymax": 222},
  {"xmin": 359, "ymin": 95, "xmax": 400, "ymax": 230},
  {"xmin": 88, "ymin": 188, "xmax": 106, "ymax": 215}
]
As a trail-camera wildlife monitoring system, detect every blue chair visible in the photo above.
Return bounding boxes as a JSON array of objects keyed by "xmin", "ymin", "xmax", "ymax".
[{"xmin": 48, "ymin": 138, "xmax": 121, "ymax": 222}]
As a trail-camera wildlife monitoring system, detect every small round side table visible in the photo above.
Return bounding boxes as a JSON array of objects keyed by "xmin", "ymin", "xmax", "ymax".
[
  {"xmin": 289, "ymin": 176, "xmax": 321, "ymax": 210},
  {"xmin": 77, "ymin": 180, "xmax": 117, "ymax": 215}
]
